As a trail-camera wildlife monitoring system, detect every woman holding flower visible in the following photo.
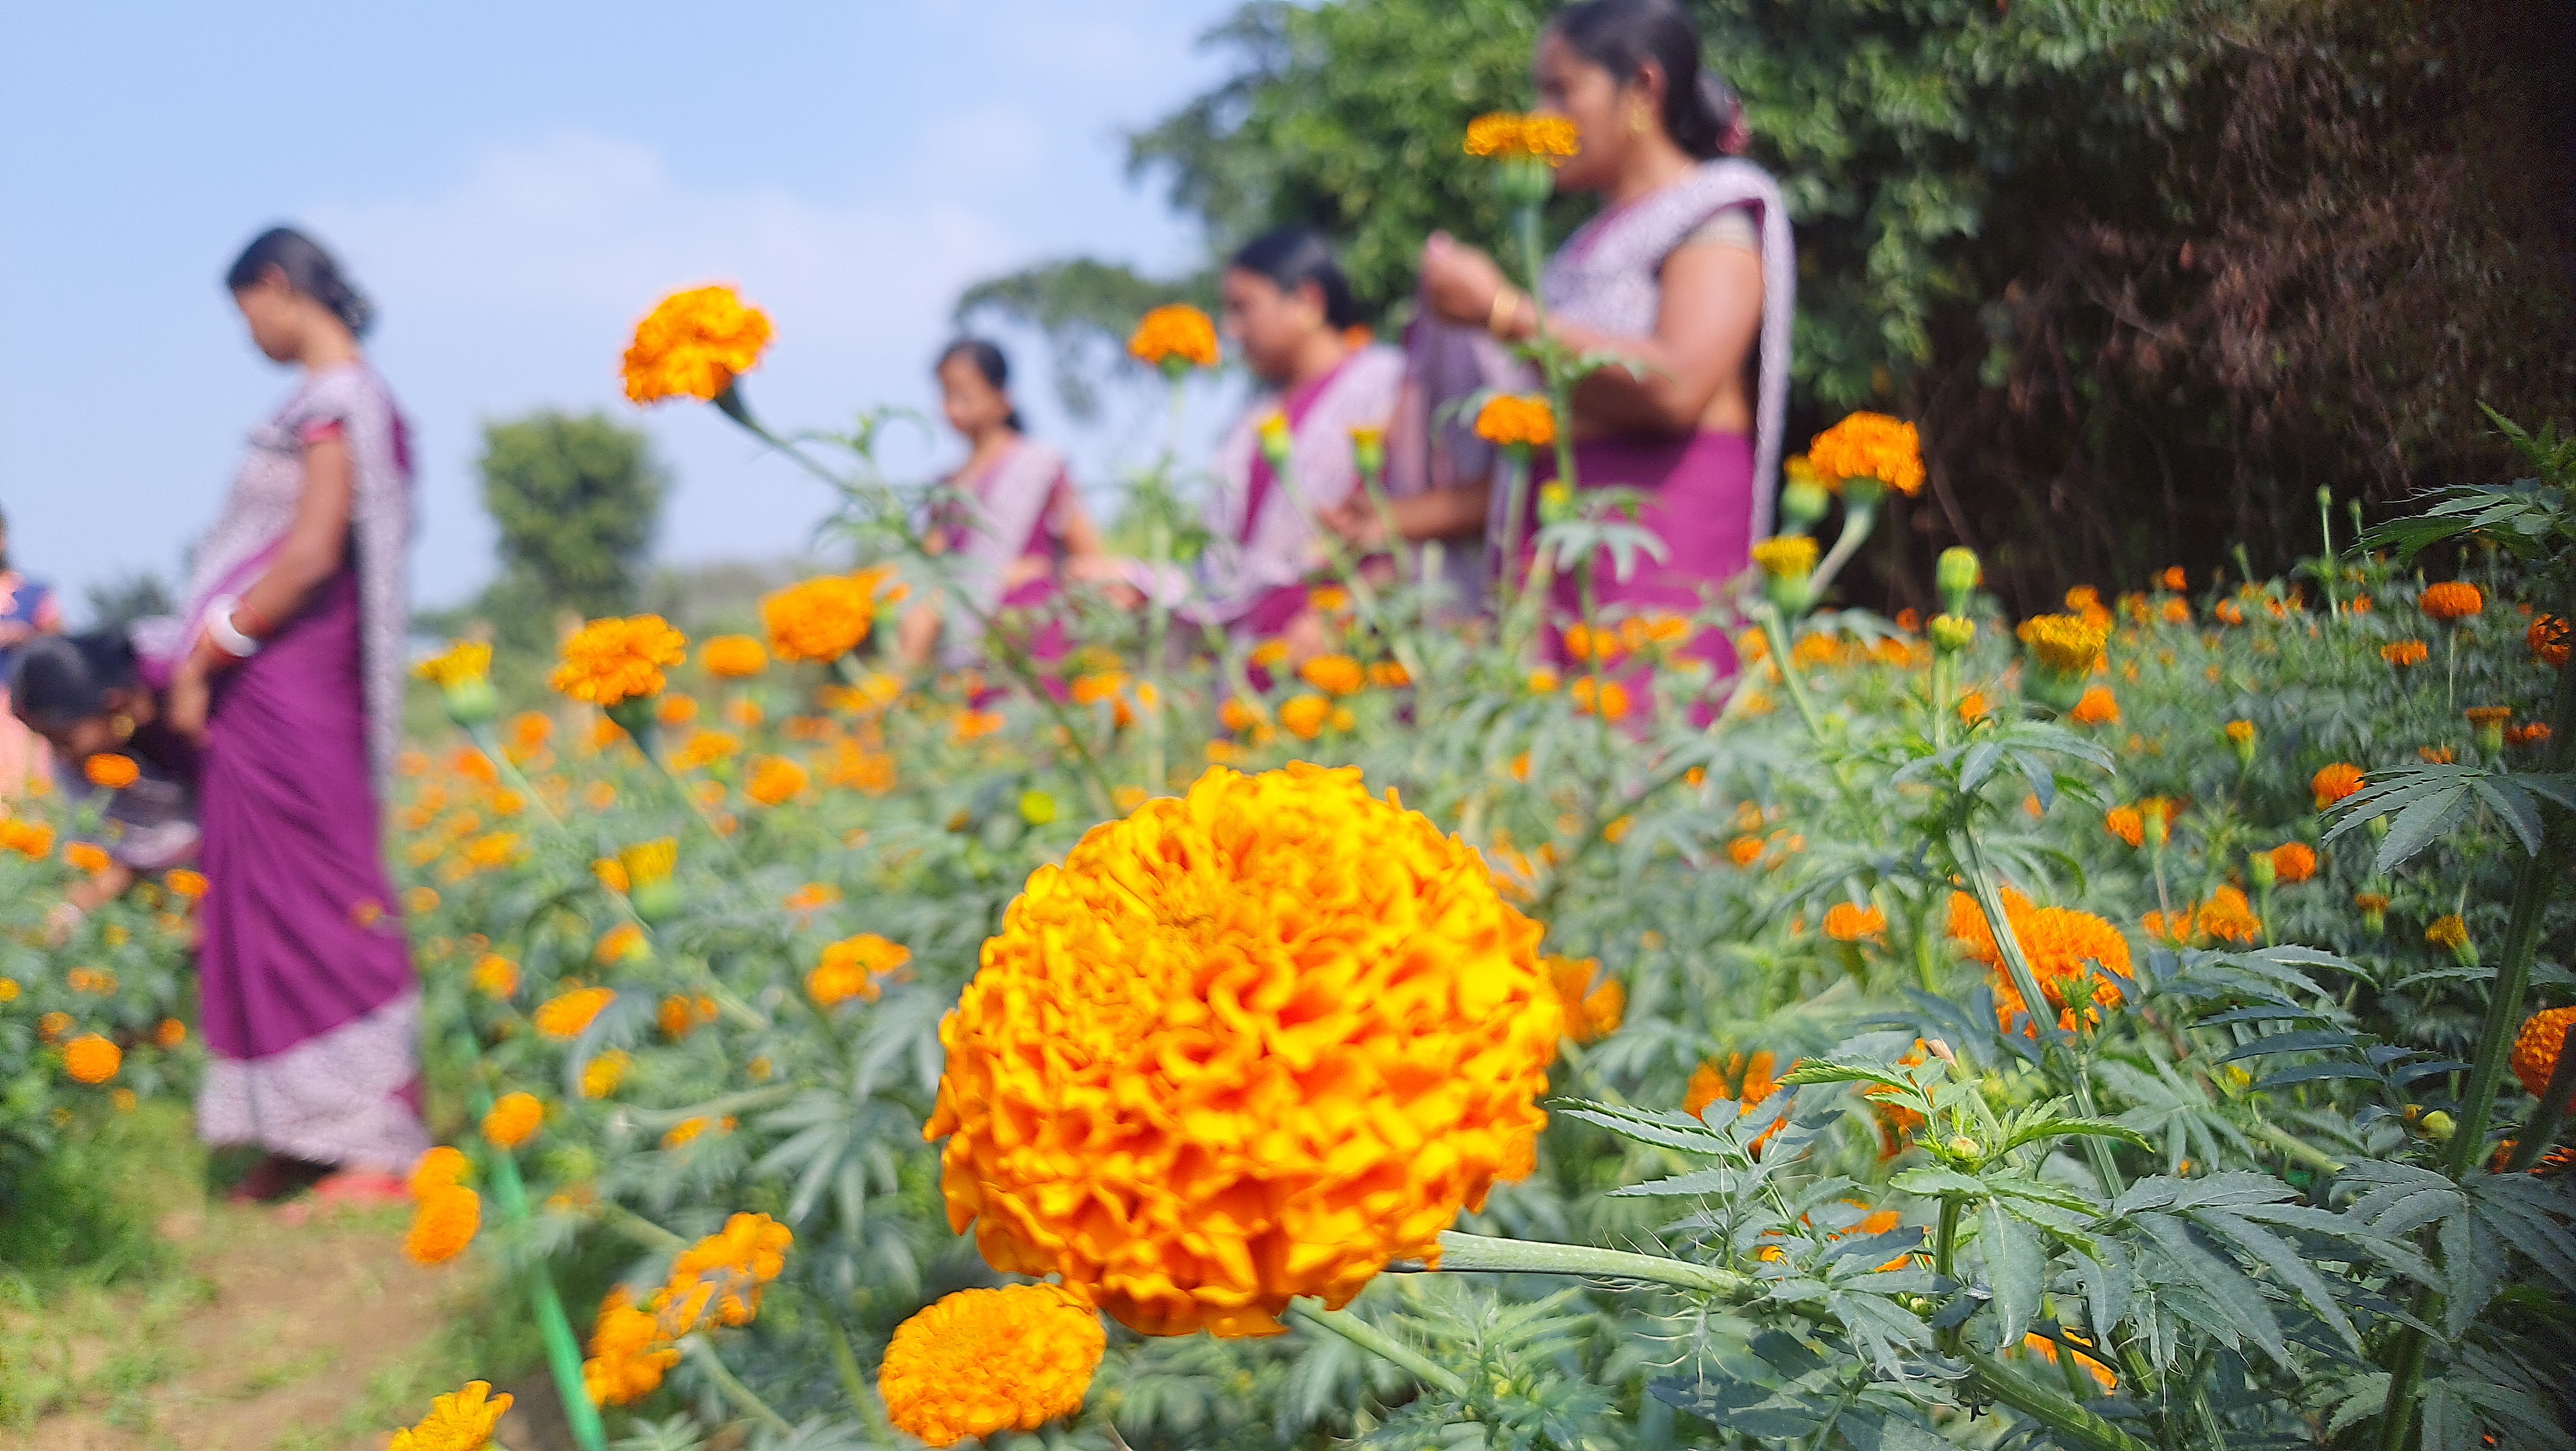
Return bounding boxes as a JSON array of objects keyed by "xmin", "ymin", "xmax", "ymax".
[
  {"xmin": 1187, "ymin": 226, "xmax": 1404, "ymax": 653},
  {"xmin": 148, "ymin": 227, "xmax": 426, "ymax": 1202},
  {"xmin": 1413, "ymin": 0, "xmax": 1795, "ymax": 688}
]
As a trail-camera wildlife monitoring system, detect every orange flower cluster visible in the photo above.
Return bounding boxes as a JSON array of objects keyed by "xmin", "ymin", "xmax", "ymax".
[
  {"xmin": 1685, "ymin": 1050, "xmax": 1794, "ymax": 1151},
  {"xmin": 404, "ymin": 1148, "xmax": 481, "ymax": 1265},
  {"xmin": 1299, "ymin": 654, "xmax": 1365, "ymax": 696},
  {"xmin": 658, "ymin": 993, "xmax": 718, "ymax": 1038},
  {"xmin": 2311, "ymin": 762, "xmax": 2365, "ymax": 810},
  {"xmin": 551, "ymin": 616, "xmax": 686, "ymax": 707},
  {"xmin": 1473, "ymin": 393, "xmax": 1557, "ymax": 449},
  {"xmin": 2420, "ymin": 581, "xmax": 2483, "ymax": 623},
  {"xmin": 2068, "ymin": 685, "xmax": 2120, "ymax": 726},
  {"xmin": 1126, "ymin": 304, "xmax": 1221, "ymax": 371},
  {"xmin": 2512, "ymin": 1006, "xmax": 2575, "ymax": 1097},
  {"xmin": 387, "ymin": 1380, "xmax": 511, "ymax": 1451},
  {"xmin": 534, "ymin": 986, "xmax": 617, "ymax": 1039},
  {"xmin": 1824, "ymin": 902, "xmax": 1887, "ymax": 942},
  {"xmin": 2145, "ymin": 885, "xmax": 2262, "ymax": 948},
  {"xmin": 880, "ymin": 1284, "xmax": 1106, "ymax": 1448},
  {"xmin": 2018, "ymin": 613, "xmax": 2108, "ymax": 675},
  {"xmin": 621, "ymin": 285, "xmax": 773, "ymax": 405},
  {"xmin": 925, "ymin": 764, "xmax": 1559, "ymax": 1337},
  {"xmin": 808, "ymin": 932, "xmax": 911, "ymax": 1008},
  {"xmin": 2269, "ymin": 841, "xmax": 2318, "ymax": 884},
  {"xmin": 481, "ymin": 1092, "xmax": 544, "ymax": 1150},
  {"xmin": 1545, "ymin": 956, "xmax": 1627, "ymax": 1045},
  {"xmin": 0, "ymin": 818, "xmax": 56, "ymax": 859},
  {"xmin": 2382, "ymin": 639, "xmax": 2429, "ymax": 668},
  {"xmin": 1948, "ymin": 888, "xmax": 2134, "ymax": 1033},
  {"xmin": 762, "ymin": 570, "xmax": 890, "ymax": 664},
  {"xmin": 83, "ymin": 753, "xmax": 140, "ymax": 790},
  {"xmin": 700, "ymin": 634, "xmax": 768, "ymax": 678},
  {"xmin": 1571, "ymin": 676, "xmax": 1631, "ymax": 722},
  {"xmin": 2532, "ymin": 613, "xmax": 2571, "ymax": 669},
  {"xmin": 1806, "ymin": 412, "xmax": 1925, "ymax": 497},
  {"xmin": 2025, "ymin": 1331, "xmax": 2119, "ymax": 1392},
  {"xmin": 1463, "ymin": 111, "xmax": 1580, "ymax": 163}
]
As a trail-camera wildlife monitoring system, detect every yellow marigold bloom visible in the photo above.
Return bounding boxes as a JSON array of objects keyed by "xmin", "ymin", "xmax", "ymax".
[
  {"xmin": 1544, "ymin": 956, "xmax": 1625, "ymax": 1045},
  {"xmin": 84, "ymin": 753, "xmax": 141, "ymax": 790},
  {"xmin": 1472, "ymin": 393, "xmax": 1556, "ymax": 449},
  {"xmin": 667, "ymin": 1212, "xmax": 793, "ymax": 1329},
  {"xmin": 2511, "ymin": 1006, "xmax": 2575, "ymax": 1097},
  {"xmin": 808, "ymin": 932, "xmax": 911, "ymax": 1007},
  {"xmin": 552, "ymin": 615, "xmax": 686, "ymax": 707},
  {"xmin": 413, "ymin": 641, "xmax": 492, "ymax": 693},
  {"xmin": 1807, "ymin": 412, "xmax": 1925, "ymax": 497},
  {"xmin": 2270, "ymin": 841, "xmax": 2318, "ymax": 884},
  {"xmin": 745, "ymin": 755, "xmax": 809, "ymax": 806},
  {"xmin": 2105, "ymin": 805, "xmax": 2145, "ymax": 849},
  {"xmin": 1299, "ymin": 653, "xmax": 1364, "ymax": 697},
  {"xmin": 926, "ymin": 764, "xmax": 1559, "ymax": 1337},
  {"xmin": 405, "ymin": 1184, "xmax": 481, "ymax": 1265},
  {"xmin": 1126, "ymin": 304, "xmax": 1221, "ymax": 370},
  {"xmin": 64, "ymin": 1034, "xmax": 120, "ymax": 1084},
  {"xmin": 535, "ymin": 986, "xmax": 617, "ymax": 1040},
  {"xmin": 1750, "ymin": 535, "xmax": 1819, "ymax": 580},
  {"xmin": 622, "ymin": 284, "xmax": 773, "ymax": 405},
  {"xmin": 163, "ymin": 868, "xmax": 210, "ymax": 900},
  {"xmin": 881, "ymin": 1284, "xmax": 1106, "ymax": 1448},
  {"xmin": 583, "ymin": 1288, "xmax": 681, "ymax": 1406},
  {"xmin": 2199, "ymin": 885, "xmax": 2262, "ymax": 946},
  {"xmin": 1571, "ymin": 676, "xmax": 1631, "ymax": 722},
  {"xmin": 387, "ymin": 1380, "xmax": 513, "ymax": 1451},
  {"xmin": 596, "ymin": 922, "xmax": 649, "ymax": 965},
  {"xmin": 1070, "ymin": 670, "xmax": 1128, "ymax": 707},
  {"xmin": 661, "ymin": 1117, "xmax": 711, "ymax": 1150},
  {"xmin": 669, "ymin": 729, "xmax": 740, "ymax": 771},
  {"xmin": 468, "ymin": 953, "xmax": 518, "ymax": 999},
  {"xmin": 409, "ymin": 1145, "xmax": 471, "ymax": 1200},
  {"xmin": 2420, "ymin": 580, "xmax": 2483, "ymax": 624},
  {"xmin": 2017, "ymin": 613, "xmax": 2108, "ymax": 675},
  {"xmin": 2224, "ymin": 720, "xmax": 2256, "ymax": 746},
  {"xmin": 155, "ymin": 1017, "xmax": 186, "ymax": 1049},
  {"xmin": 65, "ymin": 841, "xmax": 112, "ymax": 875},
  {"xmin": 2426, "ymin": 914, "xmax": 2469, "ymax": 950},
  {"xmin": 481, "ymin": 1092, "xmax": 543, "ymax": 1151},
  {"xmin": 657, "ymin": 693, "xmax": 700, "ymax": 728},
  {"xmin": 1308, "ymin": 583, "xmax": 1353, "ymax": 613},
  {"xmin": 580, "ymin": 1050, "xmax": 631, "ymax": 1100},
  {"xmin": 1279, "ymin": 692, "xmax": 1331, "ymax": 740},
  {"xmin": 764, "ymin": 570, "xmax": 889, "ymax": 664},
  {"xmin": 699, "ymin": 634, "xmax": 768, "ymax": 678},
  {"xmin": 1823, "ymin": 902, "xmax": 1887, "ymax": 942},
  {"xmin": 1463, "ymin": 111, "xmax": 1580, "ymax": 163},
  {"xmin": 2312, "ymin": 762, "xmax": 2365, "ymax": 810}
]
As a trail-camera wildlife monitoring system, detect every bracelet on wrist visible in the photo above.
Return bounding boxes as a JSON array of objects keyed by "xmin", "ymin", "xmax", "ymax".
[{"xmin": 204, "ymin": 596, "xmax": 262, "ymax": 660}]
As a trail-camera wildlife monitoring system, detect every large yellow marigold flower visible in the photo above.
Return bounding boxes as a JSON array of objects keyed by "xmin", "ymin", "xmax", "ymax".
[
  {"xmin": 1807, "ymin": 412, "xmax": 1925, "ymax": 498},
  {"xmin": 387, "ymin": 1380, "xmax": 512, "ymax": 1451},
  {"xmin": 1127, "ymin": 304, "xmax": 1221, "ymax": 371},
  {"xmin": 622, "ymin": 285, "xmax": 773, "ymax": 406},
  {"xmin": 880, "ymin": 1285, "xmax": 1106, "ymax": 1448},
  {"xmin": 2512, "ymin": 1006, "xmax": 2575, "ymax": 1097},
  {"xmin": 2017, "ymin": 613, "xmax": 2108, "ymax": 676},
  {"xmin": 64, "ymin": 1034, "xmax": 121, "ymax": 1084},
  {"xmin": 762, "ymin": 571, "xmax": 887, "ymax": 664},
  {"xmin": 1472, "ymin": 393, "xmax": 1556, "ymax": 449},
  {"xmin": 1463, "ymin": 112, "xmax": 1580, "ymax": 163},
  {"xmin": 925, "ymin": 763, "xmax": 1558, "ymax": 1337},
  {"xmin": 551, "ymin": 616, "xmax": 686, "ymax": 707}
]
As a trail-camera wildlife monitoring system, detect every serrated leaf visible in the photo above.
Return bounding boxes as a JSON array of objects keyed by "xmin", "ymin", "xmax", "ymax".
[{"xmin": 1980, "ymin": 1202, "xmax": 2043, "ymax": 1350}]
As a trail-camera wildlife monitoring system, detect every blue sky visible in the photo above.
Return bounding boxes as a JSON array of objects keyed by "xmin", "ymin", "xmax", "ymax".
[{"xmin": 0, "ymin": 1, "xmax": 1243, "ymax": 613}]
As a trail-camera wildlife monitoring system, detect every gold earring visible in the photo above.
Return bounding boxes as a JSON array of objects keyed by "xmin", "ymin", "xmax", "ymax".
[
  {"xmin": 111, "ymin": 713, "xmax": 135, "ymax": 742},
  {"xmin": 1630, "ymin": 103, "xmax": 1651, "ymax": 137}
]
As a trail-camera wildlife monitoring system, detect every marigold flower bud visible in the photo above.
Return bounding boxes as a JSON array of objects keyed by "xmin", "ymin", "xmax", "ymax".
[
  {"xmin": 1929, "ymin": 613, "xmax": 1976, "ymax": 653},
  {"xmin": 1936, "ymin": 547, "xmax": 1981, "ymax": 613}
]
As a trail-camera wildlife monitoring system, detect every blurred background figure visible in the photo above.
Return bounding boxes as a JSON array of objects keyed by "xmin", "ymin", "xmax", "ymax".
[
  {"xmin": 0, "ymin": 505, "xmax": 67, "ymax": 797},
  {"xmin": 10, "ymin": 629, "xmax": 201, "ymax": 936}
]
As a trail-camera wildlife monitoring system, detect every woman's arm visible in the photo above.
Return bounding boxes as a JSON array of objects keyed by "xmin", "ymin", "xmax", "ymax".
[
  {"xmin": 167, "ymin": 432, "xmax": 355, "ymax": 737},
  {"xmin": 1325, "ymin": 484, "xmax": 1492, "ymax": 549}
]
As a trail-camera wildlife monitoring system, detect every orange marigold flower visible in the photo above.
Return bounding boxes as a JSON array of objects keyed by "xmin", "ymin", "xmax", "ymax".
[
  {"xmin": 64, "ymin": 841, "xmax": 113, "ymax": 876},
  {"xmin": 471, "ymin": 952, "xmax": 522, "ymax": 1000},
  {"xmin": 1957, "ymin": 689, "xmax": 1990, "ymax": 724},
  {"xmin": 2159, "ymin": 566, "xmax": 2188, "ymax": 591},
  {"xmin": 2511, "ymin": 1006, "xmax": 2576, "ymax": 1097},
  {"xmin": 1299, "ymin": 653, "xmax": 1365, "ymax": 696},
  {"xmin": 1823, "ymin": 902, "xmax": 1887, "ymax": 942},
  {"xmin": 1279, "ymin": 692, "xmax": 1331, "ymax": 740},
  {"xmin": 1572, "ymin": 676, "xmax": 1631, "ymax": 722},
  {"xmin": 551, "ymin": 616, "xmax": 687, "ymax": 707},
  {"xmin": 762, "ymin": 571, "xmax": 887, "ymax": 664},
  {"xmin": 880, "ymin": 1284, "xmax": 1106, "ymax": 1448},
  {"xmin": 155, "ymin": 1017, "xmax": 186, "ymax": 1049},
  {"xmin": 2311, "ymin": 762, "xmax": 2365, "ymax": 811},
  {"xmin": 387, "ymin": 1380, "xmax": 511, "ymax": 1451},
  {"xmin": 2105, "ymin": 805, "xmax": 2145, "ymax": 849},
  {"xmin": 1472, "ymin": 393, "xmax": 1556, "ymax": 449},
  {"xmin": 809, "ymin": 932, "xmax": 911, "ymax": 1008},
  {"xmin": 700, "ymin": 634, "xmax": 768, "ymax": 678},
  {"xmin": 405, "ymin": 1184, "xmax": 481, "ymax": 1265},
  {"xmin": 1751, "ymin": 535, "xmax": 1820, "ymax": 580},
  {"xmin": 2018, "ymin": 613, "xmax": 2106, "ymax": 676},
  {"xmin": 64, "ymin": 1034, "xmax": 121, "ymax": 1084},
  {"xmin": 2025, "ymin": 1331, "xmax": 2119, "ymax": 1392},
  {"xmin": 1544, "ymin": 956, "xmax": 1626, "ymax": 1045},
  {"xmin": 925, "ymin": 764, "xmax": 1558, "ymax": 1337},
  {"xmin": 2382, "ymin": 639, "xmax": 2430, "ymax": 668},
  {"xmin": 1464, "ymin": 111, "xmax": 1580, "ymax": 163},
  {"xmin": 1126, "ymin": 304, "xmax": 1221, "ymax": 371},
  {"xmin": 2199, "ymin": 885, "xmax": 2262, "ymax": 946},
  {"xmin": 582, "ymin": 1288, "xmax": 681, "ymax": 1406},
  {"xmin": 535, "ymin": 986, "xmax": 617, "ymax": 1040},
  {"xmin": 83, "ymin": 753, "xmax": 140, "ymax": 790},
  {"xmin": 1684, "ymin": 1051, "xmax": 1795, "ymax": 1151},
  {"xmin": 1367, "ymin": 660, "xmax": 1412, "ymax": 689},
  {"xmin": 2507, "ymin": 722, "xmax": 2554, "ymax": 748},
  {"xmin": 657, "ymin": 694, "xmax": 701, "ymax": 728},
  {"xmin": 662, "ymin": 1212, "xmax": 792, "ymax": 1331},
  {"xmin": 579, "ymin": 1050, "xmax": 631, "ymax": 1100},
  {"xmin": 2068, "ymin": 685, "xmax": 2120, "ymax": 726},
  {"xmin": 409, "ymin": 1145, "xmax": 471, "ymax": 1200},
  {"xmin": 2531, "ymin": 613, "xmax": 2571, "ymax": 669},
  {"xmin": 164, "ymin": 868, "xmax": 209, "ymax": 900},
  {"xmin": 2269, "ymin": 841, "xmax": 2318, "ymax": 885},
  {"xmin": 2420, "ymin": 580, "xmax": 2483, "ymax": 623},
  {"xmin": 2160, "ymin": 597, "xmax": 2192, "ymax": 625},
  {"xmin": 2419, "ymin": 744, "xmax": 2456, "ymax": 765},
  {"xmin": 2425, "ymin": 914, "xmax": 2470, "ymax": 951},
  {"xmin": 1807, "ymin": 412, "xmax": 1926, "ymax": 497},
  {"xmin": 2214, "ymin": 599, "xmax": 2245, "ymax": 626},
  {"xmin": 622, "ymin": 284, "xmax": 772, "ymax": 405},
  {"xmin": 481, "ymin": 1092, "xmax": 544, "ymax": 1150},
  {"xmin": 745, "ymin": 756, "xmax": 809, "ymax": 806},
  {"xmin": 657, "ymin": 993, "xmax": 718, "ymax": 1039},
  {"xmin": 1951, "ymin": 889, "xmax": 2134, "ymax": 1032}
]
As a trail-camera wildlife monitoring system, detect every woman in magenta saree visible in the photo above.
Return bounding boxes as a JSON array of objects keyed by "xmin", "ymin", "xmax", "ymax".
[
  {"xmin": 1414, "ymin": 0, "xmax": 1795, "ymax": 719},
  {"xmin": 150, "ymin": 228, "xmax": 425, "ymax": 1201}
]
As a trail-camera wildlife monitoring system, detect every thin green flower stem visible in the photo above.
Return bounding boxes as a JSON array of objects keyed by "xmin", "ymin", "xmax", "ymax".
[
  {"xmin": 1494, "ymin": 449, "xmax": 1535, "ymax": 632},
  {"xmin": 683, "ymin": 1334, "xmax": 796, "ymax": 1437},
  {"xmin": 1929, "ymin": 650, "xmax": 1954, "ymax": 751},
  {"xmin": 2378, "ymin": 607, "xmax": 2576, "ymax": 1450},
  {"xmin": 592, "ymin": 1199, "xmax": 690, "ymax": 1253},
  {"xmin": 1956, "ymin": 1345, "xmax": 2157, "ymax": 1451},
  {"xmin": 1271, "ymin": 468, "xmax": 1430, "ymax": 690},
  {"xmin": 462, "ymin": 722, "xmax": 569, "ymax": 832},
  {"xmin": 1805, "ymin": 500, "xmax": 1877, "ymax": 598},
  {"xmin": 644, "ymin": 750, "xmax": 750, "ymax": 870},
  {"xmin": 2247, "ymin": 1118, "xmax": 2345, "ymax": 1175},
  {"xmin": 1431, "ymin": 1230, "xmax": 1749, "ymax": 1299},
  {"xmin": 1144, "ymin": 506, "xmax": 1171, "ymax": 795},
  {"xmin": 472, "ymin": 1088, "xmax": 609, "ymax": 1451},
  {"xmin": 1286, "ymin": 1298, "xmax": 1468, "ymax": 1398},
  {"xmin": 1753, "ymin": 602, "xmax": 1828, "ymax": 743},
  {"xmin": 2502, "ymin": 1022, "xmax": 2576, "ymax": 1172},
  {"xmin": 622, "ymin": 1085, "xmax": 796, "ymax": 1131},
  {"xmin": 2318, "ymin": 490, "xmax": 2340, "ymax": 617},
  {"xmin": 814, "ymin": 1302, "xmax": 882, "ymax": 1431}
]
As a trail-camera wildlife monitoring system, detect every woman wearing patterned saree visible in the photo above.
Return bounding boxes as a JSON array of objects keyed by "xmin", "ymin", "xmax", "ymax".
[
  {"xmin": 1410, "ymin": 0, "xmax": 1795, "ymax": 708},
  {"xmin": 153, "ymin": 227, "xmax": 426, "ymax": 1202}
]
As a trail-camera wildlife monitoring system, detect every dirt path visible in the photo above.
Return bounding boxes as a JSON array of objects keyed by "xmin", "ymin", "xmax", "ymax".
[{"xmin": 4, "ymin": 1201, "xmax": 572, "ymax": 1451}]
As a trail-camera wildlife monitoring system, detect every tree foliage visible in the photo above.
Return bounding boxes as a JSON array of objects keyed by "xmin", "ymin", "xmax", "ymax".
[{"xmin": 475, "ymin": 410, "xmax": 666, "ymax": 647}]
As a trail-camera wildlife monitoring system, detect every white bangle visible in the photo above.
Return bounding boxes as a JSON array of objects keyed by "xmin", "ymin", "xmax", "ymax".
[{"xmin": 206, "ymin": 596, "xmax": 261, "ymax": 660}]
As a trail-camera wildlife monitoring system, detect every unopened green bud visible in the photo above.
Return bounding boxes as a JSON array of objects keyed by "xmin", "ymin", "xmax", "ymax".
[
  {"xmin": 630, "ymin": 879, "xmax": 683, "ymax": 925},
  {"xmin": 441, "ymin": 677, "xmax": 499, "ymax": 728},
  {"xmin": 2247, "ymin": 851, "xmax": 2276, "ymax": 890},
  {"xmin": 1018, "ymin": 790, "xmax": 1059, "ymax": 826},
  {"xmin": 1946, "ymin": 1134, "xmax": 1980, "ymax": 1160},
  {"xmin": 1779, "ymin": 478, "xmax": 1831, "ymax": 530},
  {"xmin": 1538, "ymin": 481, "xmax": 1575, "ymax": 525},
  {"xmin": 1936, "ymin": 547, "xmax": 1982, "ymax": 614}
]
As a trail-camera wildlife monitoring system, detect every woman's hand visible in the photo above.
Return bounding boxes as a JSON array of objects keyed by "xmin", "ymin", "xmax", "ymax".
[
  {"xmin": 1064, "ymin": 554, "xmax": 1145, "ymax": 608},
  {"xmin": 1421, "ymin": 232, "xmax": 1510, "ymax": 328},
  {"xmin": 167, "ymin": 659, "xmax": 212, "ymax": 743},
  {"xmin": 1321, "ymin": 495, "xmax": 1389, "ymax": 551}
]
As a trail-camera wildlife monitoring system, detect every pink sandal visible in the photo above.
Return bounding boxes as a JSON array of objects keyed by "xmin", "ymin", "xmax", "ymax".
[{"xmin": 310, "ymin": 1169, "xmax": 410, "ymax": 1206}]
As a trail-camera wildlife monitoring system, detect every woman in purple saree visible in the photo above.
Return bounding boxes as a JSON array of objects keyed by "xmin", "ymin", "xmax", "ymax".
[
  {"xmin": 152, "ymin": 227, "xmax": 425, "ymax": 1202},
  {"xmin": 1410, "ymin": 0, "xmax": 1795, "ymax": 717}
]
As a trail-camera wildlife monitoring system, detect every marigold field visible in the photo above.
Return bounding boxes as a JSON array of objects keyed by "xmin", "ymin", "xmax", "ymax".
[{"xmin": 7, "ymin": 309, "xmax": 2575, "ymax": 1451}]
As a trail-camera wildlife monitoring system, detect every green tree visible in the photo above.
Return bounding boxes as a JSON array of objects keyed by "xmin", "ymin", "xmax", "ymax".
[{"xmin": 475, "ymin": 411, "xmax": 666, "ymax": 646}]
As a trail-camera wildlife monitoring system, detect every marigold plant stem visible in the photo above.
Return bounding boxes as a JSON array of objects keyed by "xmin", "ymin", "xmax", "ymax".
[
  {"xmin": 1806, "ymin": 500, "xmax": 1876, "ymax": 598},
  {"xmin": 475, "ymin": 1092, "xmax": 608, "ymax": 1451},
  {"xmin": 1430, "ymin": 1230, "xmax": 1750, "ymax": 1298},
  {"xmin": 1286, "ymin": 1299, "xmax": 1468, "ymax": 1398},
  {"xmin": 1958, "ymin": 1346, "xmax": 2155, "ymax": 1451},
  {"xmin": 684, "ymin": 1334, "xmax": 795, "ymax": 1437},
  {"xmin": 1753, "ymin": 602, "xmax": 1827, "ymax": 743}
]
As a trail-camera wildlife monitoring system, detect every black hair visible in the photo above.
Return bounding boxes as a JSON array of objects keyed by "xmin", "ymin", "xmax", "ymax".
[
  {"xmin": 936, "ymin": 338, "xmax": 1025, "ymax": 432},
  {"xmin": 225, "ymin": 226, "xmax": 375, "ymax": 337},
  {"xmin": 1550, "ymin": 0, "xmax": 1749, "ymax": 160},
  {"xmin": 9, "ymin": 630, "xmax": 140, "ymax": 733},
  {"xmin": 1227, "ymin": 226, "xmax": 1363, "ymax": 331}
]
